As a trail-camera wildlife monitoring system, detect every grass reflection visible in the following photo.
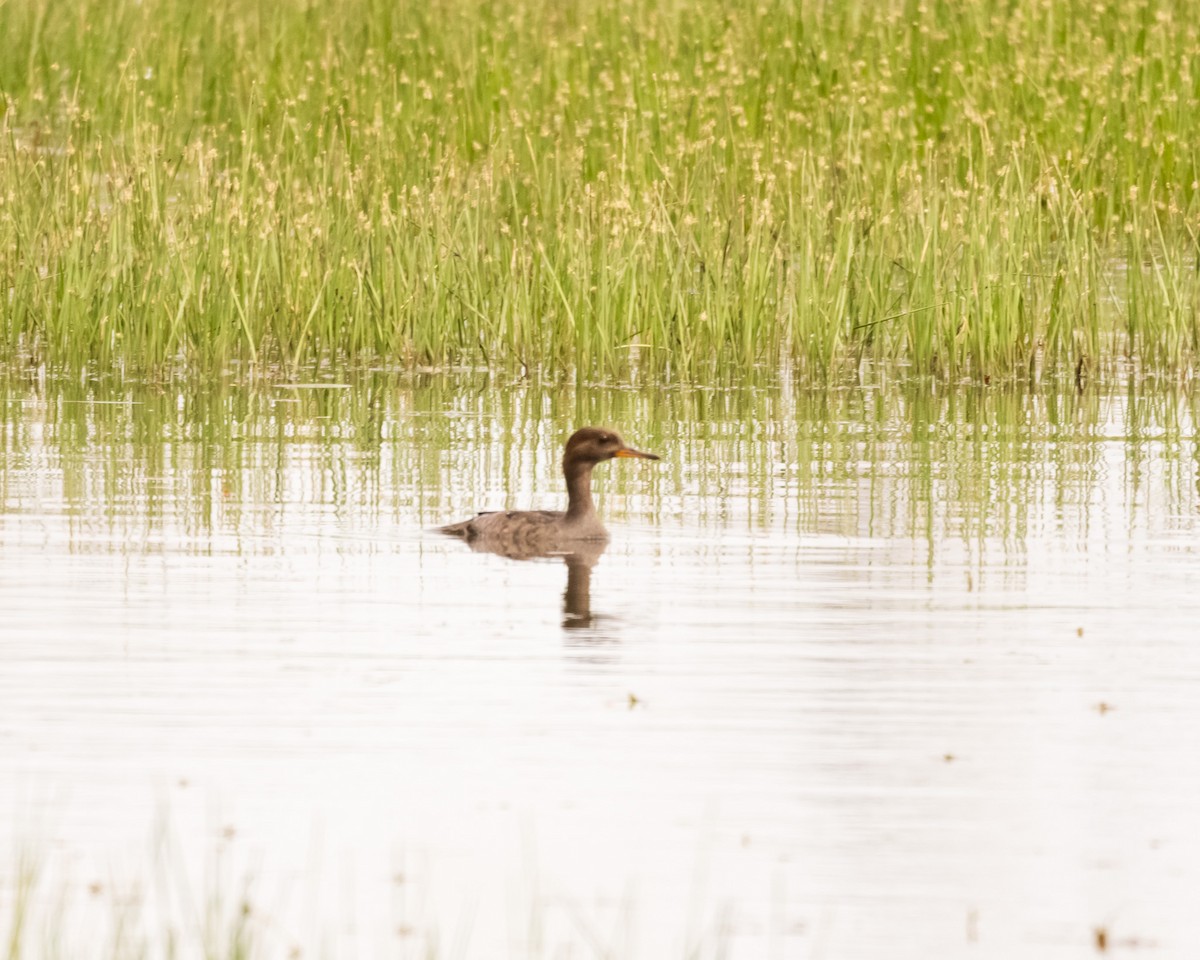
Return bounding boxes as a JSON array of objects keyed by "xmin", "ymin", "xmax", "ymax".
[{"xmin": 1, "ymin": 371, "xmax": 1196, "ymax": 561}]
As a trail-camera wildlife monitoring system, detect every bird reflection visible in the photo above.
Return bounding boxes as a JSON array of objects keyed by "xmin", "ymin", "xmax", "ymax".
[
  {"xmin": 449, "ymin": 534, "xmax": 609, "ymax": 631},
  {"xmin": 560, "ymin": 540, "xmax": 606, "ymax": 630}
]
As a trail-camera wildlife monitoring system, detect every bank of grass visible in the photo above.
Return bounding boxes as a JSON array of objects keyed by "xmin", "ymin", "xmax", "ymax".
[{"xmin": 1, "ymin": 0, "xmax": 1199, "ymax": 381}]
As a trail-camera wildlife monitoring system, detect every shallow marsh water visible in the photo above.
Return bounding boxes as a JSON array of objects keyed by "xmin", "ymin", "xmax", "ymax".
[{"xmin": 2, "ymin": 372, "xmax": 1200, "ymax": 959}]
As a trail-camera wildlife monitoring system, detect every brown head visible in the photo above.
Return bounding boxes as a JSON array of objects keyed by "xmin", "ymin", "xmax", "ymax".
[{"xmin": 562, "ymin": 427, "xmax": 660, "ymax": 472}]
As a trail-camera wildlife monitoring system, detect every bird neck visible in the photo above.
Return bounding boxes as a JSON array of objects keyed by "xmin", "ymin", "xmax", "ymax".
[{"xmin": 563, "ymin": 458, "xmax": 597, "ymax": 522}]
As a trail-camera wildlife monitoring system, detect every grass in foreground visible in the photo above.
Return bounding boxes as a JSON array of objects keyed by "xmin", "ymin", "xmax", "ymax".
[
  {"xmin": 2, "ymin": 830, "xmax": 742, "ymax": 960},
  {"xmin": 2, "ymin": 0, "xmax": 1200, "ymax": 381}
]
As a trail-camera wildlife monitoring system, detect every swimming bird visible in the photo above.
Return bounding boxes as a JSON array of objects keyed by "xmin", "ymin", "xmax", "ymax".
[{"xmin": 440, "ymin": 426, "xmax": 660, "ymax": 557}]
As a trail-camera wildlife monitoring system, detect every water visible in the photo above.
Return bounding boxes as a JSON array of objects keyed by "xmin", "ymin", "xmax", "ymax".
[{"xmin": 2, "ymin": 372, "xmax": 1199, "ymax": 959}]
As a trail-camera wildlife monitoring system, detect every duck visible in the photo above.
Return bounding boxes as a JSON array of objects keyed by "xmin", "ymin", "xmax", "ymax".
[{"xmin": 440, "ymin": 426, "xmax": 660, "ymax": 557}]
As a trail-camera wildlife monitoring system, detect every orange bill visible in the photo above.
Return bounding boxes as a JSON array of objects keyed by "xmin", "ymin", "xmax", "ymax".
[{"xmin": 616, "ymin": 447, "xmax": 660, "ymax": 461}]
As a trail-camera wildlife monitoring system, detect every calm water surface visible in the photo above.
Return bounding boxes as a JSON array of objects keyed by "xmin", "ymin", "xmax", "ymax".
[{"xmin": 2, "ymin": 373, "xmax": 1199, "ymax": 959}]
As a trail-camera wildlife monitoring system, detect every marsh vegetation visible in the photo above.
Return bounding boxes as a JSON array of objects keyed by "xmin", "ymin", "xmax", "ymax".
[{"xmin": 3, "ymin": 0, "xmax": 1199, "ymax": 380}]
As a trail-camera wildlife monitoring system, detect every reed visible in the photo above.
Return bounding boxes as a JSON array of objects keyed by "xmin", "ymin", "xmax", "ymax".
[{"xmin": 2, "ymin": 0, "xmax": 1199, "ymax": 381}]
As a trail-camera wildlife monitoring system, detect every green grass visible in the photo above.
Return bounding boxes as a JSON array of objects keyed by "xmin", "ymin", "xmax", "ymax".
[{"xmin": 2, "ymin": 0, "xmax": 1200, "ymax": 381}]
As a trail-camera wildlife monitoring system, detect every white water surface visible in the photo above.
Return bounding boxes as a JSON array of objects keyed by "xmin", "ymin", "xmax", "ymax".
[{"xmin": 1, "ymin": 379, "xmax": 1198, "ymax": 958}]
